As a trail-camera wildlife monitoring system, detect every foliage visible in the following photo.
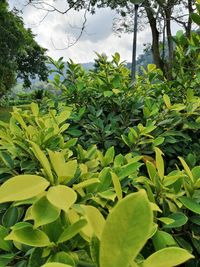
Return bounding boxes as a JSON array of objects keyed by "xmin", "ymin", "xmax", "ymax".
[
  {"xmin": 0, "ymin": 1, "xmax": 48, "ymax": 95},
  {"xmin": 0, "ymin": 5, "xmax": 200, "ymax": 264},
  {"xmin": 0, "ymin": 100, "xmax": 198, "ymax": 266}
]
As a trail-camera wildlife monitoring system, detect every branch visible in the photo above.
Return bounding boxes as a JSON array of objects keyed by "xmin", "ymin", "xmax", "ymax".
[{"xmin": 50, "ymin": 2, "xmax": 91, "ymax": 50}]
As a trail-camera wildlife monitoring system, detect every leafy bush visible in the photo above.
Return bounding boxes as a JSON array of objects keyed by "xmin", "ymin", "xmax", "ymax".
[
  {"xmin": 0, "ymin": 103, "xmax": 199, "ymax": 266},
  {"xmin": 0, "ymin": 9, "xmax": 200, "ymax": 264}
]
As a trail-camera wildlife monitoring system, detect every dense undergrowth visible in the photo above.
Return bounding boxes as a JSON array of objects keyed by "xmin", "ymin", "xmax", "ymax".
[{"xmin": 0, "ymin": 5, "xmax": 200, "ymax": 267}]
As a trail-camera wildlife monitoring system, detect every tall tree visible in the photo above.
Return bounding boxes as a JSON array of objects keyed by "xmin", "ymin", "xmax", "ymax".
[
  {"xmin": 0, "ymin": 0, "xmax": 48, "ymax": 96},
  {"xmin": 25, "ymin": 0, "xmax": 195, "ymax": 77}
]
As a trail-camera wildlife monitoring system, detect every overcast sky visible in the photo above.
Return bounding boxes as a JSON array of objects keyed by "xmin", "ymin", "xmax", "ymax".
[{"xmin": 8, "ymin": 0, "xmax": 179, "ymax": 63}]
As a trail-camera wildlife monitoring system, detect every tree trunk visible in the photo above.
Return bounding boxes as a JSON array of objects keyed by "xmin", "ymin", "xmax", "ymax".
[
  {"xmin": 165, "ymin": 7, "xmax": 173, "ymax": 79},
  {"xmin": 144, "ymin": 0, "xmax": 164, "ymax": 71},
  {"xmin": 131, "ymin": 4, "xmax": 139, "ymax": 81},
  {"xmin": 186, "ymin": 0, "xmax": 193, "ymax": 38}
]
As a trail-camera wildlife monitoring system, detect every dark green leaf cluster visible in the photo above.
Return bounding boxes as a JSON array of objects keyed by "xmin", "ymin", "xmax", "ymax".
[{"xmin": 0, "ymin": 1, "xmax": 48, "ymax": 95}]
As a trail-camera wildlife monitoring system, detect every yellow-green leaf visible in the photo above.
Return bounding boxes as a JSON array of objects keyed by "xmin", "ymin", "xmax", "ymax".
[
  {"xmin": 31, "ymin": 103, "xmax": 39, "ymax": 117},
  {"xmin": 42, "ymin": 263, "xmax": 73, "ymax": 267},
  {"xmin": 58, "ymin": 219, "xmax": 87, "ymax": 243},
  {"xmin": 143, "ymin": 247, "xmax": 194, "ymax": 267},
  {"xmin": 12, "ymin": 112, "xmax": 27, "ymax": 129},
  {"xmin": 111, "ymin": 172, "xmax": 122, "ymax": 200},
  {"xmin": 0, "ymin": 175, "xmax": 49, "ymax": 203},
  {"xmin": 30, "ymin": 141, "xmax": 54, "ymax": 184},
  {"xmin": 163, "ymin": 94, "xmax": 171, "ymax": 108},
  {"xmin": 158, "ymin": 217, "xmax": 175, "ymax": 225},
  {"xmin": 81, "ymin": 205, "xmax": 105, "ymax": 240},
  {"xmin": 131, "ymin": 262, "xmax": 139, "ymax": 267},
  {"xmin": 147, "ymin": 64, "xmax": 156, "ymax": 72},
  {"xmin": 155, "ymin": 148, "xmax": 164, "ymax": 179},
  {"xmin": 100, "ymin": 190, "xmax": 153, "ymax": 267},
  {"xmin": 47, "ymin": 185, "xmax": 77, "ymax": 213},
  {"xmin": 5, "ymin": 223, "xmax": 51, "ymax": 247},
  {"xmin": 73, "ymin": 178, "xmax": 100, "ymax": 190},
  {"xmin": 32, "ymin": 196, "xmax": 60, "ymax": 227},
  {"xmin": 48, "ymin": 151, "xmax": 77, "ymax": 183},
  {"xmin": 178, "ymin": 157, "xmax": 194, "ymax": 182}
]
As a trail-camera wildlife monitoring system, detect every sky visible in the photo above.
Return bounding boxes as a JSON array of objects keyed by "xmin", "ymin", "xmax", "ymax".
[{"xmin": 8, "ymin": 0, "xmax": 179, "ymax": 63}]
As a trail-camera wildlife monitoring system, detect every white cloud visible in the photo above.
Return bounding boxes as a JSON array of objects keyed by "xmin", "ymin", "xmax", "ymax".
[{"xmin": 9, "ymin": 0, "xmax": 151, "ymax": 63}]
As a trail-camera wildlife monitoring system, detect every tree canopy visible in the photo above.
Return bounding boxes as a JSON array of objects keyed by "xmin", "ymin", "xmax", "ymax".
[
  {"xmin": 26, "ymin": 0, "xmax": 196, "ymax": 78},
  {"xmin": 0, "ymin": 0, "xmax": 48, "ymax": 96}
]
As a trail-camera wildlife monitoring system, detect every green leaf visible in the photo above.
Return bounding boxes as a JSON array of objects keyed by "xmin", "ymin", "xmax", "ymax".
[
  {"xmin": 113, "ymin": 52, "xmax": 120, "ymax": 64},
  {"xmin": 163, "ymin": 173, "xmax": 184, "ymax": 186},
  {"xmin": 42, "ymin": 264, "xmax": 73, "ymax": 267},
  {"xmin": 131, "ymin": 262, "xmax": 139, "ymax": 267},
  {"xmin": 178, "ymin": 157, "xmax": 194, "ymax": 182},
  {"xmin": 73, "ymin": 178, "xmax": 100, "ymax": 190},
  {"xmin": 32, "ymin": 196, "xmax": 60, "ymax": 227},
  {"xmin": 143, "ymin": 247, "xmax": 194, "ymax": 267},
  {"xmin": 31, "ymin": 103, "xmax": 39, "ymax": 117},
  {"xmin": 58, "ymin": 219, "xmax": 87, "ymax": 243},
  {"xmin": 100, "ymin": 190, "xmax": 153, "ymax": 267},
  {"xmin": 163, "ymin": 212, "xmax": 188, "ymax": 229},
  {"xmin": 0, "ymin": 226, "xmax": 12, "ymax": 252},
  {"xmin": 111, "ymin": 172, "xmax": 122, "ymax": 200},
  {"xmin": 163, "ymin": 94, "xmax": 171, "ymax": 108},
  {"xmin": 158, "ymin": 217, "xmax": 175, "ymax": 225},
  {"xmin": 152, "ymin": 230, "xmax": 177, "ymax": 250},
  {"xmin": 118, "ymin": 162, "xmax": 142, "ymax": 180},
  {"xmin": 147, "ymin": 64, "xmax": 156, "ymax": 72},
  {"xmin": 153, "ymin": 137, "xmax": 165, "ymax": 147},
  {"xmin": 48, "ymin": 252, "xmax": 75, "ymax": 266},
  {"xmin": 103, "ymin": 147, "xmax": 115, "ymax": 166},
  {"xmin": 5, "ymin": 223, "xmax": 51, "ymax": 247},
  {"xmin": 48, "ymin": 150, "xmax": 77, "ymax": 183},
  {"xmin": 29, "ymin": 141, "xmax": 54, "ymax": 184},
  {"xmin": 103, "ymin": 91, "xmax": 113, "ymax": 97},
  {"xmin": 56, "ymin": 110, "xmax": 71, "ymax": 124},
  {"xmin": 12, "ymin": 111, "xmax": 27, "ymax": 129},
  {"xmin": 47, "ymin": 185, "xmax": 77, "ymax": 213},
  {"xmin": 81, "ymin": 205, "xmax": 105, "ymax": 240},
  {"xmin": 146, "ymin": 161, "xmax": 157, "ymax": 183},
  {"xmin": 155, "ymin": 148, "xmax": 164, "ymax": 179},
  {"xmin": 191, "ymin": 13, "xmax": 200, "ymax": 25},
  {"xmin": 0, "ymin": 253, "xmax": 15, "ymax": 266},
  {"xmin": 2, "ymin": 206, "xmax": 19, "ymax": 228},
  {"xmin": 179, "ymin": 196, "xmax": 200, "ymax": 214},
  {"xmin": 0, "ymin": 175, "xmax": 49, "ymax": 203}
]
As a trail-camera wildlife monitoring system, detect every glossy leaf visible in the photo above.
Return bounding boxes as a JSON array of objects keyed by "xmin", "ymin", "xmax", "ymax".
[
  {"xmin": 73, "ymin": 178, "xmax": 100, "ymax": 190},
  {"xmin": 30, "ymin": 141, "xmax": 54, "ymax": 183},
  {"xmin": 5, "ymin": 223, "xmax": 51, "ymax": 247},
  {"xmin": 143, "ymin": 247, "xmax": 194, "ymax": 267},
  {"xmin": 163, "ymin": 212, "xmax": 188, "ymax": 229},
  {"xmin": 81, "ymin": 205, "xmax": 105, "ymax": 240},
  {"xmin": 48, "ymin": 150, "xmax": 77, "ymax": 183},
  {"xmin": 178, "ymin": 157, "xmax": 194, "ymax": 182},
  {"xmin": 111, "ymin": 172, "xmax": 122, "ymax": 200},
  {"xmin": 42, "ymin": 263, "xmax": 73, "ymax": 267},
  {"xmin": 48, "ymin": 252, "xmax": 75, "ymax": 266},
  {"xmin": 47, "ymin": 185, "xmax": 77, "ymax": 213},
  {"xmin": 58, "ymin": 219, "xmax": 87, "ymax": 243},
  {"xmin": 179, "ymin": 196, "xmax": 200, "ymax": 214},
  {"xmin": 0, "ymin": 175, "xmax": 49, "ymax": 203},
  {"xmin": 152, "ymin": 230, "xmax": 177, "ymax": 250},
  {"xmin": 100, "ymin": 190, "xmax": 153, "ymax": 267},
  {"xmin": 155, "ymin": 147, "xmax": 164, "ymax": 179},
  {"xmin": 0, "ymin": 226, "xmax": 12, "ymax": 252},
  {"xmin": 32, "ymin": 196, "xmax": 60, "ymax": 227}
]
